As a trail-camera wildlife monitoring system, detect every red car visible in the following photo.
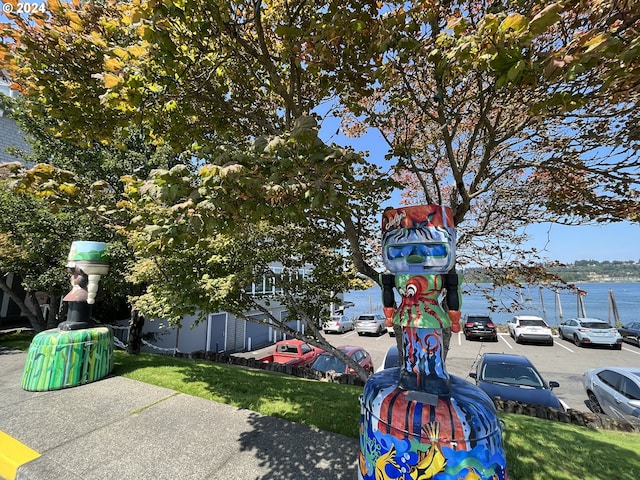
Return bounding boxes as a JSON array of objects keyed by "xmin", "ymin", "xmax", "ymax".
[
  {"xmin": 311, "ymin": 345, "xmax": 373, "ymax": 376},
  {"xmin": 257, "ymin": 339, "xmax": 318, "ymax": 367}
]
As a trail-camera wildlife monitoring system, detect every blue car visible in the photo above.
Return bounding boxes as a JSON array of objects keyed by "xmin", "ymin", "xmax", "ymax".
[{"xmin": 469, "ymin": 353, "xmax": 565, "ymax": 410}]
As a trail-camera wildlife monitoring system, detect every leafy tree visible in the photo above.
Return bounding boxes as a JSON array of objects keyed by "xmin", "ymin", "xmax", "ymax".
[
  {"xmin": 337, "ymin": 0, "xmax": 639, "ymax": 291},
  {"xmin": 2, "ymin": 1, "xmax": 639, "ymax": 375},
  {"xmin": 0, "ymin": 94, "xmax": 183, "ymax": 346}
]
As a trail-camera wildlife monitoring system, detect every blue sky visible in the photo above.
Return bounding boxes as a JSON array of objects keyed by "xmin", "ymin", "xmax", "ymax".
[
  {"xmin": 521, "ymin": 222, "xmax": 639, "ymax": 263},
  {"xmin": 321, "ymin": 115, "xmax": 639, "ymax": 265}
]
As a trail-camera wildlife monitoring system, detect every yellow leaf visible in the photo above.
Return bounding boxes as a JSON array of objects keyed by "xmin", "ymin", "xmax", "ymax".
[
  {"xmin": 66, "ymin": 10, "xmax": 83, "ymax": 28},
  {"xmin": 47, "ymin": 0, "xmax": 63, "ymax": 14},
  {"xmin": 70, "ymin": 21, "xmax": 85, "ymax": 32},
  {"xmin": 128, "ymin": 45, "xmax": 147, "ymax": 57},
  {"xmin": 112, "ymin": 47, "xmax": 130, "ymax": 60},
  {"xmin": 103, "ymin": 74, "xmax": 123, "ymax": 88},
  {"xmin": 59, "ymin": 183, "xmax": 80, "ymax": 196},
  {"xmin": 104, "ymin": 57, "xmax": 124, "ymax": 72}
]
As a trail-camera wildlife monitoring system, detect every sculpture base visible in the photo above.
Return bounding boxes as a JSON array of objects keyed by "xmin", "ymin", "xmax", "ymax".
[
  {"xmin": 21, "ymin": 326, "xmax": 114, "ymax": 391},
  {"xmin": 358, "ymin": 368, "xmax": 508, "ymax": 479}
]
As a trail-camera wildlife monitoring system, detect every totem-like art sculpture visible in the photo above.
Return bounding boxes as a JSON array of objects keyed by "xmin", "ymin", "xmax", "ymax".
[
  {"xmin": 358, "ymin": 205, "xmax": 508, "ymax": 480},
  {"xmin": 22, "ymin": 241, "xmax": 114, "ymax": 391}
]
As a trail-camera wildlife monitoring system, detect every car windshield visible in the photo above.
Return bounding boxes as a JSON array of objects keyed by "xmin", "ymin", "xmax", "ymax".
[
  {"xmin": 468, "ymin": 317, "xmax": 491, "ymax": 324},
  {"xmin": 519, "ymin": 320, "xmax": 547, "ymax": 327},
  {"xmin": 481, "ymin": 362, "xmax": 544, "ymax": 388},
  {"xmin": 312, "ymin": 354, "xmax": 346, "ymax": 373},
  {"xmin": 276, "ymin": 344, "xmax": 299, "ymax": 354},
  {"xmin": 384, "ymin": 350, "xmax": 400, "ymax": 369},
  {"xmin": 581, "ymin": 322, "xmax": 610, "ymax": 329}
]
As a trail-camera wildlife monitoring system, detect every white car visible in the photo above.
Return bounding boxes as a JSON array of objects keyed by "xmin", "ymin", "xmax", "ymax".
[
  {"xmin": 507, "ymin": 315, "xmax": 554, "ymax": 345},
  {"xmin": 355, "ymin": 314, "xmax": 386, "ymax": 336}
]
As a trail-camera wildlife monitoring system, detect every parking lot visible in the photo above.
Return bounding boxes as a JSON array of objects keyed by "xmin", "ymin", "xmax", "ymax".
[{"xmin": 321, "ymin": 329, "xmax": 640, "ymax": 412}]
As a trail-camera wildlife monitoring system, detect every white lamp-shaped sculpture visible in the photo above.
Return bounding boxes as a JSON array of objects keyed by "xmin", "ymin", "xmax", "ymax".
[{"xmin": 66, "ymin": 241, "xmax": 110, "ymax": 305}]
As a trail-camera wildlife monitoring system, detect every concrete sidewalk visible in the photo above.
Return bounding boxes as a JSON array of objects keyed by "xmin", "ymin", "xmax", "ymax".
[{"xmin": 0, "ymin": 348, "xmax": 359, "ymax": 479}]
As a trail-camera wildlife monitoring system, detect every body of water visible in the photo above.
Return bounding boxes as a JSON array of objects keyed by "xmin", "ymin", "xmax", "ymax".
[{"xmin": 343, "ymin": 282, "xmax": 638, "ymax": 327}]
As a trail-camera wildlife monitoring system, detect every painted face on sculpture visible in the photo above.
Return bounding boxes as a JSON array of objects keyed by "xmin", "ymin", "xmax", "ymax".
[{"xmin": 382, "ymin": 205, "xmax": 456, "ymax": 274}]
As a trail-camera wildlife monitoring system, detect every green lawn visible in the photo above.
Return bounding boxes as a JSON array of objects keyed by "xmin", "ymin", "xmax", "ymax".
[{"xmin": 3, "ymin": 331, "xmax": 639, "ymax": 479}]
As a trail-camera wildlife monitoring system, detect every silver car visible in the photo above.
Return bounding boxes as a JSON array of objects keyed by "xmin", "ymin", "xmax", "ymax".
[
  {"xmin": 355, "ymin": 314, "xmax": 386, "ymax": 336},
  {"xmin": 583, "ymin": 367, "xmax": 640, "ymax": 422},
  {"xmin": 322, "ymin": 315, "xmax": 354, "ymax": 334},
  {"xmin": 558, "ymin": 317, "xmax": 622, "ymax": 349}
]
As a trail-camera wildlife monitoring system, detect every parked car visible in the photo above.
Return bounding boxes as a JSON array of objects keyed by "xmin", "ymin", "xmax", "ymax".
[
  {"xmin": 257, "ymin": 339, "xmax": 318, "ymax": 367},
  {"xmin": 469, "ymin": 353, "xmax": 564, "ymax": 410},
  {"xmin": 311, "ymin": 345, "xmax": 374, "ymax": 376},
  {"xmin": 323, "ymin": 315, "xmax": 354, "ymax": 334},
  {"xmin": 355, "ymin": 314, "xmax": 386, "ymax": 336},
  {"xmin": 376, "ymin": 345, "xmax": 401, "ymax": 372},
  {"xmin": 507, "ymin": 315, "xmax": 554, "ymax": 345},
  {"xmin": 583, "ymin": 367, "xmax": 640, "ymax": 421},
  {"xmin": 558, "ymin": 317, "xmax": 622, "ymax": 349},
  {"xmin": 618, "ymin": 322, "xmax": 640, "ymax": 348},
  {"xmin": 463, "ymin": 314, "xmax": 498, "ymax": 342}
]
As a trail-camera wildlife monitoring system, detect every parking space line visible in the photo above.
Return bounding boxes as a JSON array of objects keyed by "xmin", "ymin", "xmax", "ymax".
[
  {"xmin": 498, "ymin": 334, "xmax": 513, "ymax": 349},
  {"xmin": 622, "ymin": 346, "xmax": 640, "ymax": 355},
  {"xmin": 554, "ymin": 340, "xmax": 574, "ymax": 353}
]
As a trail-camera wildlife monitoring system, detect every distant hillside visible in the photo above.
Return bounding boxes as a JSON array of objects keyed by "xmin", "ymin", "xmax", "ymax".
[{"xmin": 464, "ymin": 260, "xmax": 640, "ymax": 283}]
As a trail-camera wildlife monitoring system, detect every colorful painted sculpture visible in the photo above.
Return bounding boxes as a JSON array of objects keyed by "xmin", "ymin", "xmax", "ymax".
[
  {"xmin": 358, "ymin": 205, "xmax": 508, "ymax": 479},
  {"xmin": 22, "ymin": 241, "xmax": 114, "ymax": 391}
]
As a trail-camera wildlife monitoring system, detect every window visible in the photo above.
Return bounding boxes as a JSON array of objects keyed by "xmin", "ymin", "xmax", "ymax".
[
  {"xmin": 582, "ymin": 322, "xmax": 609, "ymax": 329},
  {"xmin": 619, "ymin": 377, "xmax": 640, "ymax": 400},
  {"xmin": 598, "ymin": 370, "xmax": 622, "ymax": 390}
]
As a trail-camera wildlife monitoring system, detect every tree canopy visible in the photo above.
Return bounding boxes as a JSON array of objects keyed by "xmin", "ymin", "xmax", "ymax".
[{"xmin": 1, "ymin": 0, "xmax": 638, "ymax": 374}]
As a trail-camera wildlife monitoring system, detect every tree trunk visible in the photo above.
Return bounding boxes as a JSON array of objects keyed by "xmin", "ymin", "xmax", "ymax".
[
  {"xmin": 127, "ymin": 310, "xmax": 144, "ymax": 354},
  {"xmin": 45, "ymin": 295, "xmax": 62, "ymax": 329},
  {"xmin": 0, "ymin": 275, "xmax": 45, "ymax": 332}
]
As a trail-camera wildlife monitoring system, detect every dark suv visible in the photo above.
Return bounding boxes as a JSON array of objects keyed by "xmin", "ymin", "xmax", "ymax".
[{"xmin": 463, "ymin": 315, "xmax": 498, "ymax": 342}]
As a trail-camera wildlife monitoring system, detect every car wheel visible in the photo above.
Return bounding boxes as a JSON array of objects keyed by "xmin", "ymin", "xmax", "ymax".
[
  {"xmin": 548, "ymin": 338, "xmax": 554, "ymax": 346},
  {"xmin": 515, "ymin": 334, "xmax": 521, "ymax": 344},
  {"xmin": 587, "ymin": 391, "xmax": 604, "ymax": 414},
  {"xmin": 614, "ymin": 344, "xmax": 622, "ymax": 350},
  {"xmin": 574, "ymin": 335, "xmax": 582, "ymax": 347},
  {"xmin": 559, "ymin": 329, "xmax": 565, "ymax": 341}
]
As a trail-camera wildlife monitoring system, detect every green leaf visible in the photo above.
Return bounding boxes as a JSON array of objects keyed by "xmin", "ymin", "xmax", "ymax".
[
  {"xmin": 499, "ymin": 14, "xmax": 528, "ymax": 34},
  {"xmin": 529, "ymin": 4, "xmax": 562, "ymax": 35}
]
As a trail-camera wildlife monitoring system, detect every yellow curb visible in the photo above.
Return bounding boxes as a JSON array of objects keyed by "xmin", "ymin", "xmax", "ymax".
[{"xmin": 0, "ymin": 431, "xmax": 40, "ymax": 480}]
